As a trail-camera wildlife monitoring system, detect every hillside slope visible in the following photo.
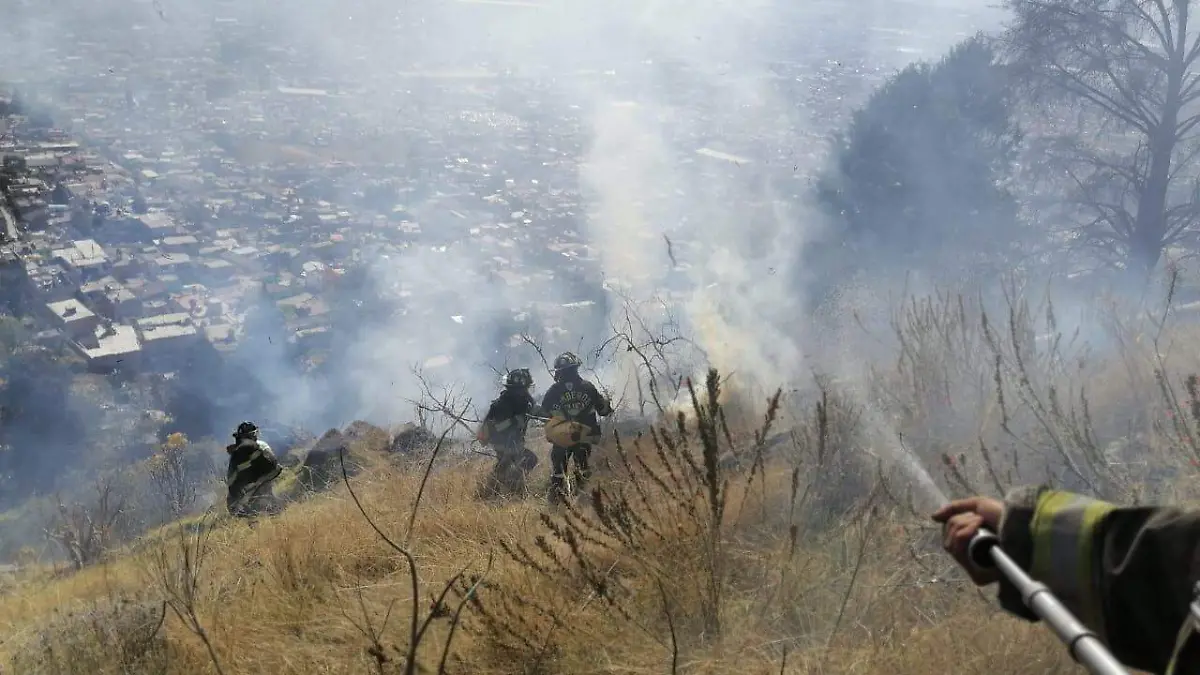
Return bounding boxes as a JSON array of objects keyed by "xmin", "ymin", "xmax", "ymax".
[{"xmin": 0, "ymin": 387, "xmax": 1078, "ymax": 675}]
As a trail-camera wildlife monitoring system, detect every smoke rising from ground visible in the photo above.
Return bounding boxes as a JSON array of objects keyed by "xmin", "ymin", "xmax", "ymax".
[{"xmin": 0, "ymin": 0, "xmax": 1010, "ymax": 494}]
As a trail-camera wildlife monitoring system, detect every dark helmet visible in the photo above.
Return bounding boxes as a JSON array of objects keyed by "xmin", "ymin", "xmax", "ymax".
[
  {"xmin": 505, "ymin": 368, "xmax": 533, "ymax": 389},
  {"xmin": 552, "ymin": 352, "xmax": 581, "ymax": 382},
  {"xmin": 233, "ymin": 421, "xmax": 258, "ymax": 440}
]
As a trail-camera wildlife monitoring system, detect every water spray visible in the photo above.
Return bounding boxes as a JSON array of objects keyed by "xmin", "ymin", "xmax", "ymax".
[{"xmin": 967, "ymin": 529, "xmax": 1128, "ymax": 675}]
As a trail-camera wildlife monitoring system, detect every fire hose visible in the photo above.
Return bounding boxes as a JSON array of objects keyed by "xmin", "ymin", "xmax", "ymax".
[{"xmin": 967, "ymin": 529, "xmax": 1129, "ymax": 675}]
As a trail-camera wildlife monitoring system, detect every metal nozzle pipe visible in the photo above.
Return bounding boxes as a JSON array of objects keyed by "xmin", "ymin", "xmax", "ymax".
[{"xmin": 967, "ymin": 528, "xmax": 1129, "ymax": 675}]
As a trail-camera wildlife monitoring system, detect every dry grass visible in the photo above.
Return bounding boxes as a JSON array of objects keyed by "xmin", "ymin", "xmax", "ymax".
[
  {"xmin": 4, "ymin": 283, "xmax": 1197, "ymax": 674},
  {"xmin": 0, "ymin": 453, "xmax": 1074, "ymax": 674}
]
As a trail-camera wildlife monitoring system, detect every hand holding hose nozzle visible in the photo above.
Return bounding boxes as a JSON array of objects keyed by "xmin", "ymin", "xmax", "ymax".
[{"xmin": 967, "ymin": 528, "xmax": 1128, "ymax": 675}]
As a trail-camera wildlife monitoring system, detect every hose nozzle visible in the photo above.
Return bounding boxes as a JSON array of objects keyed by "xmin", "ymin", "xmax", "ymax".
[{"xmin": 967, "ymin": 527, "xmax": 1000, "ymax": 569}]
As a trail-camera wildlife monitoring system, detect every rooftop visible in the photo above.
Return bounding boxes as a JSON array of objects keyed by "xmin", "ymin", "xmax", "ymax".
[
  {"xmin": 277, "ymin": 86, "xmax": 330, "ymax": 97},
  {"xmin": 138, "ymin": 210, "xmax": 177, "ymax": 231},
  {"xmin": 137, "ymin": 313, "xmax": 198, "ymax": 342},
  {"xmin": 161, "ymin": 235, "xmax": 199, "ymax": 246},
  {"xmin": 52, "ymin": 239, "xmax": 108, "ymax": 268},
  {"xmin": 77, "ymin": 323, "xmax": 141, "ymax": 360},
  {"xmin": 80, "ymin": 276, "xmax": 137, "ymax": 303},
  {"xmin": 46, "ymin": 298, "xmax": 95, "ymax": 323}
]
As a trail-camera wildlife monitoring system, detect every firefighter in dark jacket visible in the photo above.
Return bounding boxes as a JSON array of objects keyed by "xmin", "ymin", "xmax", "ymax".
[
  {"xmin": 226, "ymin": 421, "xmax": 283, "ymax": 518},
  {"xmin": 540, "ymin": 352, "xmax": 612, "ymax": 504},
  {"xmin": 477, "ymin": 368, "xmax": 541, "ymax": 495},
  {"xmin": 935, "ymin": 486, "xmax": 1200, "ymax": 675}
]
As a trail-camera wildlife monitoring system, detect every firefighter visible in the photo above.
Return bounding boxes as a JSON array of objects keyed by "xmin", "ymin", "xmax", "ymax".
[
  {"xmin": 935, "ymin": 487, "xmax": 1200, "ymax": 674},
  {"xmin": 225, "ymin": 421, "xmax": 282, "ymax": 518},
  {"xmin": 539, "ymin": 352, "xmax": 612, "ymax": 505},
  {"xmin": 477, "ymin": 368, "xmax": 541, "ymax": 495}
]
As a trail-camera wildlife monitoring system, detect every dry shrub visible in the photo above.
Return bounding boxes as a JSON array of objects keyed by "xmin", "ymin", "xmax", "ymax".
[
  {"xmin": 8, "ymin": 598, "xmax": 167, "ymax": 675},
  {"xmin": 867, "ymin": 279, "xmax": 1200, "ymax": 507}
]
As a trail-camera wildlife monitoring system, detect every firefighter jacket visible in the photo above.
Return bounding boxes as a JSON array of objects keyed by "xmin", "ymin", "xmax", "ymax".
[
  {"xmin": 997, "ymin": 485, "xmax": 1200, "ymax": 674},
  {"xmin": 225, "ymin": 438, "xmax": 282, "ymax": 509},
  {"xmin": 481, "ymin": 387, "xmax": 540, "ymax": 451},
  {"xmin": 540, "ymin": 375, "xmax": 612, "ymax": 443}
]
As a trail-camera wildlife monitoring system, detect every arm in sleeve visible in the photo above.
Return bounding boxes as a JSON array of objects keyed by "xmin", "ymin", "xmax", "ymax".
[
  {"xmin": 541, "ymin": 387, "xmax": 561, "ymax": 418},
  {"xmin": 483, "ymin": 398, "xmax": 501, "ymax": 423},
  {"xmin": 996, "ymin": 485, "xmax": 1200, "ymax": 674},
  {"xmin": 525, "ymin": 392, "xmax": 546, "ymax": 418},
  {"xmin": 256, "ymin": 440, "xmax": 278, "ymax": 464},
  {"xmin": 589, "ymin": 382, "xmax": 613, "ymax": 416}
]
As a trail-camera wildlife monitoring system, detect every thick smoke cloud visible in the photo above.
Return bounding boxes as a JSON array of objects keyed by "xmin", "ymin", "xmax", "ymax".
[{"xmin": 0, "ymin": 0, "xmax": 1008, "ymax": 457}]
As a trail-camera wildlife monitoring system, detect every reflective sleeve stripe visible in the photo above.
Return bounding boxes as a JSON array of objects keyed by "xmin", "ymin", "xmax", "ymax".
[
  {"xmin": 236, "ymin": 449, "xmax": 263, "ymax": 472},
  {"xmin": 494, "ymin": 419, "xmax": 514, "ymax": 432},
  {"xmin": 1028, "ymin": 490, "xmax": 1117, "ymax": 639},
  {"xmin": 1166, "ymin": 620, "xmax": 1193, "ymax": 675}
]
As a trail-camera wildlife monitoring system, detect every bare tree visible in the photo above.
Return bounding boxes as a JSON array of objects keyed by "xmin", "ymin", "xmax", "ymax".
[
  {"xmin": 1005, "ymin": 0, "xmax": 1200, "ymax": 272},
  {"xmin": 594, "ymin": 291, "xmax": 706, "ymax": 416},
  {"xmin": 409, "ymin": 366, "xmax": 482, "ymax": 441},
  {"xmin": 45, "ymin": 477, "xmax": 129, "ymax": 570},
  {"xmin": 146, "ymin": 432, "xmax": 209, "ymax": 518}
]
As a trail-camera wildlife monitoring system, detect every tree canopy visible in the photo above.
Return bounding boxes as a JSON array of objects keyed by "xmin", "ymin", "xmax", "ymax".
[{"xmin": 814, "ymin": 37, "xmax": 1024, "ymax": 282}]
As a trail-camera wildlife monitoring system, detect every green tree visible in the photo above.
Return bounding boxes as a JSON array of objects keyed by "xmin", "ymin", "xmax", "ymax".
[{"xmin": 814, "ymin": 36, "xmax": 1024, "ymax": 283}]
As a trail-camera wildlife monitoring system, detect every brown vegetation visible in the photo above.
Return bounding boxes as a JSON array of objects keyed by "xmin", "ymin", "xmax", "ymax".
[{"xmin": 3, "ymin": 285, "xmax": 1198, "ymax": 674}]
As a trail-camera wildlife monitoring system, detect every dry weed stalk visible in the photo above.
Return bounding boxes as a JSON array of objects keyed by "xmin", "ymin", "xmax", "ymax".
[
  {"xmin": 1142, "ymin": 269, "xmax": 1200, "ymax": 467},
  {"xmin": 469, "ymin": 368, "xmax": 793, "ymax": 669},
  {"xmin": 337, "ymin": 443, "xmax": 493, "ymax": 675},
  {"xmin": 877, "ymin": 280, "xmax": 1126, "ymax": 500},
  {"xmin": 144, "ymin": 510, "xmax": 225, "ymax": 675}
]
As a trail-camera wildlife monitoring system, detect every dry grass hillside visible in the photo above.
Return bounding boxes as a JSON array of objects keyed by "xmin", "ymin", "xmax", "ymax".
[{"xmin": 2, "ymin": 286, "xmax": 1197, "ymax": 675}]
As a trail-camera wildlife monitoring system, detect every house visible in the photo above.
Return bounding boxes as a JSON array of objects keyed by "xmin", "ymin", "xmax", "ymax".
[
  {"xmin": 72, "ymin": 322, "xmax": 141, "ymax": 372},
  {"xmin": 150, "ymin": 252, "xmax": 194, "ymax": 282},
  {"xmin": 160, "ymin": 234, "xmax": 201, "ymax": 256},
  {"xmin": 299, "ymin": 260, "xmax": 327, "ymax": 290},
  {"xmin": 133, "ymin": 210, "xmax": 181, "ymax": 238},
  {"xmin": 79, "ymin": 276, "xmax": 142, "ymax": 320},
  {"xmin": 198, "ymin": 258, "xmax": 236, "ymax": 285},
  {"xmin": 45, "ymin": 298, "xmax": 100, "ymax": 339},
  {"xmin": 51, "ymin": 239, "xmax": 109, "ymax": 282},
  {"xmin": 23, "ymin": 260, "xmax": 76, "ymax": 304},
  {"xmin": 136, "ymin": 312, "xmax": 201, "ymax": 365}
]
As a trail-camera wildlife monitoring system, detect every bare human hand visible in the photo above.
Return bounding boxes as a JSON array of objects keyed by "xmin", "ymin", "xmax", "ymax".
[{"xmin": 932, "ymin": 496, "xmax": 1005, "ymax": 586}]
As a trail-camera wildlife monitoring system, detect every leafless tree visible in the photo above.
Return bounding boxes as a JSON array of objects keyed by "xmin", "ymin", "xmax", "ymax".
[
  {"xmin": 45, "ymin": 477, "xmax": 129, "ymax": 570},
  {"xmin": 594, "ymin": 291, "xmax": 706, "ymax": 415},
  {"xmin": 146, "ymin": 432, "xmax": 210, "ymax": 518},
  {"xmin": 1005, "ymin": 0, "xmax": 1200, "ymax": 272},
  {"xmin": 409, "ymin": 366, "xmax": 483, "ymax": 440}
]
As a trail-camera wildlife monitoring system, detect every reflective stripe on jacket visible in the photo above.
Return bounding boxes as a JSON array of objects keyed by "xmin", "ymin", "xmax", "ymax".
[{"xmin": 997, "ymin": 486, "xmax": 1200, "ymax": 674}]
